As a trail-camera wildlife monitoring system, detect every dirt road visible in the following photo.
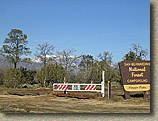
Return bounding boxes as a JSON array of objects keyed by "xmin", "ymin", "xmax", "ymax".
[{"xmin": 0, "ymin": 94, "xmax": 150, "ymax": 113}]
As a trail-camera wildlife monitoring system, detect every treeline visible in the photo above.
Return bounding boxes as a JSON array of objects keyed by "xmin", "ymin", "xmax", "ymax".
[{"xmin": 0, "ymin": 29, "xmax": 148, "ymax": 88}]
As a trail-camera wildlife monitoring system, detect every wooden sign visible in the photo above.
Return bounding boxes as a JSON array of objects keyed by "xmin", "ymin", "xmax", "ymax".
[{"xmin": 119, "ymin": 61, "xmax": 150, "ymax": 98}]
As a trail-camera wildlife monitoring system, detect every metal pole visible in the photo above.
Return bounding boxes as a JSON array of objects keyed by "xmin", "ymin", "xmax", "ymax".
[
  {"xmin": 108, "ymin": 81, "xmax": 111, "ymax": 99},
  {"xmin": 102, "ymin": 71, "xmax": 105, "ymax": 97}
]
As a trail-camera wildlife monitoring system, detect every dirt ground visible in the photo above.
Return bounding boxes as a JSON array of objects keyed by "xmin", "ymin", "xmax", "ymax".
[{"xmin": 0, "ymin": 88, "xmax": 150, "ymax": 113}]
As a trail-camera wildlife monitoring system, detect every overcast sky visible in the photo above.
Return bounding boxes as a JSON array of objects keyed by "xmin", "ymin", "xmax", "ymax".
[{"xmin": 0, "ymin": 0, "xmax": 150, "ymax": 63}]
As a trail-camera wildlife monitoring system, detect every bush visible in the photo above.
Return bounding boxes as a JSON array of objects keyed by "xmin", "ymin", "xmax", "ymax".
[
  {"xmin": 22, "ymin": 83, "xmax": 42, "ymax": 89},
  {"xmin": 18, "ymin": 66, "xmax": 37, "ymax": 84},
  {"xmin": 37, "ymin": 63, "xmax": 66, "ymax": 86},
  {"xmin": 4, "ymin": 68, "xmax": 24, "ymax": 88},
  {"xmin": 0, "ymin": 68, "xmax": 5, "ymax": 85}
]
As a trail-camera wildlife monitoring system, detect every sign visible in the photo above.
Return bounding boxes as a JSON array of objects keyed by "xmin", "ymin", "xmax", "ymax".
[
  {"xmin": 72, "ymin": 85, "xmax": 80, "ymax": 90},
  {"xmin": 85, "ymin": 85, "xmax": 96, "ymax": 90},
  {"xmin": 119, "ymin": 61, "xmax": 150, "ymax": 92},
  {"xmin": 57, "ymin": 84, "xmax": 68, "ymax": 90}
]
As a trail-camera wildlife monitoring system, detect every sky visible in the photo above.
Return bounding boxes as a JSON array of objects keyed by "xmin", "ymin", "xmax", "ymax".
[{"xmin": 0, "ymin": 0, "xmax": 150, "ymax": 63}]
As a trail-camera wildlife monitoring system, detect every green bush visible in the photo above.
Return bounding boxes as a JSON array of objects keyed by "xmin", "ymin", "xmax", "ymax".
[
  {"xmin": 0, "ymin": 68, "xmax": 5, "ymax": 85},
  {"xmin": 22, "ymin": 83, "xmax": 42, "ymax": 89},
  {"xmin": 37, "ymin": 63, "xmax": 66, "ymax": 86},
  {"xmin": 18, "ymin": 66, "xmax": 37, "ymax": 84},
  {"xmin": 4, "ymin": 68, "xmax": 24, "ymax": 88}
]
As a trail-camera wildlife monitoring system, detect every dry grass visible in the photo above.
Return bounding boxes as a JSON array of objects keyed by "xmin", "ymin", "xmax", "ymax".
[{"xmin": 0, "ymin": 88, "xmax": 150, "ymax": 113}]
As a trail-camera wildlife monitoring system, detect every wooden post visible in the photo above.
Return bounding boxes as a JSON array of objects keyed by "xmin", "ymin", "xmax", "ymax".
[
  {"xmin": 53, "ymin": 84, "xmax": 54, "ymax": 94},
  {"xmin": 124, "ymin": 90, "xmax": 130, "ymax": 99},
  {"xmin": 144, "ymin": 91, "xmax": 149, "ymax": 100},
  {"xmin": 64, "ymin": 77, "xmax": 66, "ymax": 84},
  {"xmin": 43, "ymin": 80, "xmax": 46, "ymax": 95}
]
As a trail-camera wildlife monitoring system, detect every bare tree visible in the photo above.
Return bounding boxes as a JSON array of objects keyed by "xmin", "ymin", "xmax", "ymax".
[
  {"xmin": 35, "ymin": 43, "xmax": 55, "ymax": 67},
  {"xmin": 57, "ymin": 48, "xmax": 76, "ymax": 71},
  {"xmin": 131, "ymin": 43, "xmax": 148, "ymax": 59},
  {"xmin": 56, "ymin": 48, "xmax": 82, "ymax": 81},
  {"xmin": 97, "ymin": 51, "xmax": 113, "ymax": 65},
  {"xmin": 123, "ymin": 43, "xmax": 148, "ymax": 61}
]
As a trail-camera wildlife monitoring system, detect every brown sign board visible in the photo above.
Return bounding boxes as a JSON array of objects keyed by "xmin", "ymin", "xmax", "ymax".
[{"xmin": 119, "ymin": 61, "xmax": 150, "ymax": 92}]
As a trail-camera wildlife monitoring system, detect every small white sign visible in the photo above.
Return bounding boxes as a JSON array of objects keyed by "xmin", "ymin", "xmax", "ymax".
[{"xmin": 72, "ymin": 85, "xmax": 80, "ymax": 90}]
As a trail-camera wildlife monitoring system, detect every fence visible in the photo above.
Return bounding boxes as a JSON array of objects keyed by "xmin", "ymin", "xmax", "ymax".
[{"xmin": 53, "ymin": 71, "xmax": 105, "ymax": 97}]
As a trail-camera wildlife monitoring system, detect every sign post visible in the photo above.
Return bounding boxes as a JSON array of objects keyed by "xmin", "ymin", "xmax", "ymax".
[{"xmin": 119, "ymin": 61, "xmax": 150, "ymax": 99}]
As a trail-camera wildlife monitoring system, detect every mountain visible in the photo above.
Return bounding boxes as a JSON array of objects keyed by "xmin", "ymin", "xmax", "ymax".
[
  {"xmin": 0, "ymin": 54, "xmax": 81, "ymax": 71},
  {"xmin": 0, "ymin": 54, "xmax": 42, "ymax": 70}
]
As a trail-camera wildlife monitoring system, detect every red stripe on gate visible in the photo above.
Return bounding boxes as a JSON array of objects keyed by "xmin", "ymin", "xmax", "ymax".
[
  {"xmin": 57, "ymin": 85, "xmax": 60, "ymax": 89},
  {"xmin": 65, "ymin": 86, "xmax": 68, "ymax": 90},
  {"xmin": 62, "ymin": 85, "xmax": 66, "ymax": 90},
  {"xmin": 59, "ymin": 85, "xmax": 63, "ymax": 90},
  {"xmin": 86, "ymin": 85, "xmax": 91, "ymax": 90},
  {"xmin": 93, "ymin": 86, "xmax": 96, "ymax": 90},
  {"xmin": 90, "ymin": 85, "xmax": 94, "ymax": 90},
  {"xmin": 85, "ymin": 85, "xmax": 87, "ymax": 89}
]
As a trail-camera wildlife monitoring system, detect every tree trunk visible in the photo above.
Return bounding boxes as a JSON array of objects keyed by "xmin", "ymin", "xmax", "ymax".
[
  {"xmin": 44, "ymin": 58, "xmax": 46, "ymax": 67},
  {"xmin": 14, "ymin": 62, "xmax": 17, "ymax": 68}
]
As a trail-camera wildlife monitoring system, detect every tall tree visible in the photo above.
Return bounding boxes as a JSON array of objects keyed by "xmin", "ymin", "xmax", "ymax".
[
  {"xmin": 97, "ymin": 51, "xmax": 113, "ymax": 65},
  {"xmin": 123, "ymin": 43, "xmax": 148, "ymax": 61},
  {"xmin": 1, "ymin": 29, "xmax": 31, "ymax": 68},
  {"xmin": 79, "ymin": 55, "xmax": 94, "ymax": 69},
  {"xmin": 56, "ymin": 48, "xmax": 81, "ymax": 81},
  {"xmin": 37, "ymin": 63, "xmax": 66, "ymax": 86},
  {"xmin": 79, "ymin": 55, "xmax": 94, "ymax": 81},
  {"xmin": 35, "ymin": 43, "xmax": 55, "ymax": 67},
  {"xmin": 57, "ymin": 48, "xmax": 76, "ymax": 71}
]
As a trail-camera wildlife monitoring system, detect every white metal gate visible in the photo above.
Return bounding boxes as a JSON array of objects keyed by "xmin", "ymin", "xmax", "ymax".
[{"xmin": 53, "ymin": 71, "xmax": 105, "ymax": 97}]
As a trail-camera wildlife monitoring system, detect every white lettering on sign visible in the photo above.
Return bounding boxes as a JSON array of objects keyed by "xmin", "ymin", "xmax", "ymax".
[{"xmin": 72, "ymin": 85, "xmax": 80, "ymax": 90}]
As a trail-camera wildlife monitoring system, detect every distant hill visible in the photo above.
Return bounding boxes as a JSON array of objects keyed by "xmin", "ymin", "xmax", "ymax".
[
  {"xmin": 0, "ymin": 54, "xmax": 42, "ymax": 70},
  {"xmin": 0, "ymin": 54, "xmax": 81, "ymax": 71}
]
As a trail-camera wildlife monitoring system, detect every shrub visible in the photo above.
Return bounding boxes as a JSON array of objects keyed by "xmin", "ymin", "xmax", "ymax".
[
  {"xmin": 18, "ymin": 66, "xmax": 37, "ymax": 84},
  {"xmin": 37, "ymin": 63, "xmax": 66, "ymax": 86},
  {"xmin": 0, "ymin": 68, "xmax": 5, "ymax": 85},
  {"xmin": 4, "ymin": 68, "xmax": 24, "ymax": 88}
]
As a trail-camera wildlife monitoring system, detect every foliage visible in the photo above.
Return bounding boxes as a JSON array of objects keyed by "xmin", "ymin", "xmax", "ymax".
[
  {"xmin": 123, "ymin": 44, "xmax": 148, "ymax": 61},
  {"xmin": 78, "ymin": 55, "xmax": 94, "ymax": 82},
  {"xmin": 79, "ymin": 55, "xmax": 93, "ymax": 69},
  {"xmin": 0, "ymin": 29, "xmax": 31, "ymax": 68},
  {"xmin": 124, "ymin": 51, "xmax": 136, "ymax": 61},
  {"xmin": 22, "ymin": 84, "xmax": 41, "ymax": 89},
  {"xmin": 56, "ymin": 48, "xmax": 82, "ymax": 82},
  {"xmin": 56, "ymin": 48, "xmax": 77, "ymax": 71},
  {"xmin": 37, "ymin": 63, "xmax": 66, "ymax": 86},
  {"xmin": 91, "ymin": 61, "xmax": 113, "ymax": 83},
  {"xmin": 97, "ymin": 51, "xmax": 113, "ymax": 65},
  {"xmin": 77, "ymin": 54, "xmax": 121, "ymax": 84},
  {"xmin": 0, "ymin": 68, "xmax": 5, "ymax": 85},
  {"xmin": 18, "ymin": 66, "xmax": 37, "ymax": 84},
  {"xmin": 3, "ymin": 68, "xmax": 24, "ymax": 88}
]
